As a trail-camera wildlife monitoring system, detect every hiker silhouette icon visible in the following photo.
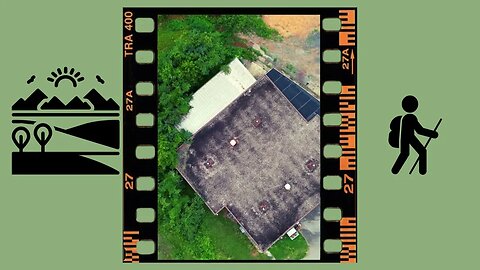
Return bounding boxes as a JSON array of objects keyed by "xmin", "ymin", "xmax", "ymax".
[{"xmin": 389, "ymin": 95, "xmax": 441, "ymax": 175}]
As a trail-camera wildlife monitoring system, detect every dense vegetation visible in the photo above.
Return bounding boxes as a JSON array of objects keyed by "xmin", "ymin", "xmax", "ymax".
[{"xmin": 156, "ymin": 15, "xmax": 280, "ymax": 259}]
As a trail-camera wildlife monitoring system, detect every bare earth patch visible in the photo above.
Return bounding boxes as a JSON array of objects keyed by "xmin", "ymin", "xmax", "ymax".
[
  {"xmin": 242, "ymin": 15, "xmax": 321, "ymax": 97},
  {"xmin": 263, "ymin": 15, "xmax": 320, "ymax": 38}
]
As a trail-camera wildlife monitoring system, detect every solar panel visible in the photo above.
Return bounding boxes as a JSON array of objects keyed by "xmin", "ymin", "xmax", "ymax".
[
  {"xmin": 282, "ymin": 84, "xmax": 301, "ymax": 100},
  {"xmin": 266, "ymin": 69, "xmax": 282, "ymax": 82},
  {"xmin": 291, "ymin": 92, "xmax": 310, "ymax": 108},
  {"xmin": 267, "ymin": 69, "xmax": 320, "ymax": 121},
  {"xmin": 274, "ymin": 76, "xmax": 292, "ymax": 90},
  {"xmin": 299, "ymin": 99, "xmax": 319, "ymax": 120}
]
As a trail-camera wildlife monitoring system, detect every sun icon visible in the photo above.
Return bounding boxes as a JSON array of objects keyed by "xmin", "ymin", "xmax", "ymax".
[{"xmin": 47, "ymin": 67, "xmax": 85, "ymax": 87}]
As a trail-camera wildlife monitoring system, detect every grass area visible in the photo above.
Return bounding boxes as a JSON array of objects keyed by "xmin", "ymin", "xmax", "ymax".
[
  {"xmin": 269, "ymin": 233, "xmax": 309, "ymax": 260},
  {"xmin": 201, "ymin": 210, "xmax": 270, "ymax": 260},
  {"xmin": 159, "ymin": 197, "xmax": 310, "ymax": 260},
  {"xmin": 159, "ymin": 200, "xmax": 310, "ymax": 261},
  {"xmin": 158, "ymin": 205, "xmax": 271, "ymax": 260},
  {"xmin": 158, "ymin": 223, "xmax": 195, "ymax": 260}
]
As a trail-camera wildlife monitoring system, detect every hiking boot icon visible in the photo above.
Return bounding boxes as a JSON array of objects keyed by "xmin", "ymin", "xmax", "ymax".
[{"xmin": 389, "ymin": 95, "xmax": 441, "ymax": 175}]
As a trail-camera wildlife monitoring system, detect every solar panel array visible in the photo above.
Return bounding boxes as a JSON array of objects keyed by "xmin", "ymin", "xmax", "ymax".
[{"xmin": 266, "ymin": 69, "xmax": 320, "ymax": 121}]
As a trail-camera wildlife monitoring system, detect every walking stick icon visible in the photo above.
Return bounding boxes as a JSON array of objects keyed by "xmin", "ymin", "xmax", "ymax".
[{"xmin": 409, "ymin": 118, "xmax": 442, "ymax": 174}]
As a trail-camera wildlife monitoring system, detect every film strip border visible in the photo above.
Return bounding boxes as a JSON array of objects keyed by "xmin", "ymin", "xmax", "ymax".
[
  {"xmin": 320, "ymin": 9, "xmax": 357, "ymax": 263},
  {"xmin": 123, "ymin": 8, "xmax": 159, "ymax": 263},
  {"xmin": 123, "ymin": 7, "xmax": 357, "ymax": 263}
]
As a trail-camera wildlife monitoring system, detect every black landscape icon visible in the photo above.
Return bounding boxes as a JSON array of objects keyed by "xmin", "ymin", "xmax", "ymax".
[
  {"xmin": 96, "ymin": 75, "xmax": 105, "ymax": 84},
  {"xmin": 12, "ymin": 68, "xmax": 120, "ymax": 175},
  {"xmin": 55, "ymin": 120, "xmax": 119, "ymax": 149},
  {"xmin": 27, "ymin": 75, "xmax": 36, "ymax": 84},
  {"xmin": 40, "ymin": 96, "xmax": 91, "ymax": 110},
  {"xmin": 12, "ymin": 89, "xmax": 48, "ymax": 110},
  {"xmin": 65, "ymin": 97, "xmax": 91, "ymax": 109},
  {"xmin": 84, "ymin": 89, "xmax": 119, "ymax": 110},
  {"xmin": 13, "ymin": 90, "xmax": 119, "ymax": 112},
  {"xmin": 12, "ymin": 126, "xmax": 30, "ymax": 152},
  {"xmin": 40, "ymin": 96, "xmax": 66, "ymax": 110},
  {"xmin": 47, "ymin": 67, "xmax": 84, "ymax": 88},
  {"xmin": 11, "ymin": 122, "xmax": 119, "ymax": 175},
  {"xmin": 12, "ymin": 152, "xmax": 119, "ymax": 175}
]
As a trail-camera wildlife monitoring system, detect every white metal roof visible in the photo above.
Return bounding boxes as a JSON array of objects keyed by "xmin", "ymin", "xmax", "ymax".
[
  {"xmin": 178, "ymin": 58, "xmax": 256, "ymax": 134},
  {"xmin": 287, "ymin": 227, "xmax": 297, "ymax": 236}
]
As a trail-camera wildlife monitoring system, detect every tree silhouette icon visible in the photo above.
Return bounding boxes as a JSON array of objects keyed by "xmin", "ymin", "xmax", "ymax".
[
  {"xmin": 34, "ymin": 123, "xmax": 52, "ymax": 152},
  {"xmin": 12, "ymin": 127, "xmax": 30, "ymax": 152}
]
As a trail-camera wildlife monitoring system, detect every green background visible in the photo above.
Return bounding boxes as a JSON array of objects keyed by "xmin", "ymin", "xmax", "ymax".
[{"xmin": 1, "ymin": 0, "xmax": 479, "ymax": 269}]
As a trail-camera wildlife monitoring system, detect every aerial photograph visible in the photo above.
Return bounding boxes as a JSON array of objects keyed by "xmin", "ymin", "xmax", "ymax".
[{"xmin": 156, "ymin": 14, "xmax": 321, "ymax": 260}]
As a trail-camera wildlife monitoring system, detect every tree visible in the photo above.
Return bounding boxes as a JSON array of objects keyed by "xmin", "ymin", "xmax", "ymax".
[{"xmin": 180, "ymin": 196, "xmax": 207, "ymax": 241}]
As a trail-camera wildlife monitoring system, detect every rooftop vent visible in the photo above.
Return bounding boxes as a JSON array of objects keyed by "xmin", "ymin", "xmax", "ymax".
[
  {"xmin": 204, "ymin": 158, "xmax": 215, "ymax": 169},
  {"xmin": 284, "ymin": 183, "xmax": 291, "ymax": 190},
  {"xmin": 305, "ymin": 159, "xmax": 319, "ymax": 173},
  {"xmin": 252, "ymin": 116, "xmax": 262, "ymax": 127},
  {"xmin": 258, "ymin": 200, "xmax": 270, "ymax": 213}
]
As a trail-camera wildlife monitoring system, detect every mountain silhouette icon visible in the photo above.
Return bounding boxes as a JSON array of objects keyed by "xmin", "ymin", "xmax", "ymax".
[
  {"xmin": 66, "ymin": 96, "xmax": 91, "ymax": 110},
  {"xmin": 84, "ymin": 89, "xmax": 119, "ymax": 110},
  {"xmin": 41, "ymin": 96, "xmax": 66, "ymax": 110},
  {"xmin": 55, "ymin": 120, "xmax": 119, "ymax": 149},
  {"xmin": 12, "ymin": 89, "xmax": 48, "ymax": 110}
]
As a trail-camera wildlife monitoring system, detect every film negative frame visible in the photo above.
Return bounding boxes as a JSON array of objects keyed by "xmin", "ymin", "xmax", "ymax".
[{"xmin": 123, "ymin": 7, "xmax": 357, "ymax": 263}]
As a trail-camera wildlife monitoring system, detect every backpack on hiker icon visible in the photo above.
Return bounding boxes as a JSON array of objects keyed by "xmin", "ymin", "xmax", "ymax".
[{"xmin": 388, "ymin": 115, "xmax": 402, "ymax": 148}]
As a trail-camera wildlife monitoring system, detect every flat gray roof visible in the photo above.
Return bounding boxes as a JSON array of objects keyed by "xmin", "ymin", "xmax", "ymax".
[{"xmin": 177, "ymin": 76, "xmax": 320, "ymax": 252}]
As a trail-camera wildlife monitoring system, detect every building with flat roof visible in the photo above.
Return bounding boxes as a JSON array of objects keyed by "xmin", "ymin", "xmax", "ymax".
[{"xmin": 177, "ymin": 68, "xmax": 320, "ymax": 252}]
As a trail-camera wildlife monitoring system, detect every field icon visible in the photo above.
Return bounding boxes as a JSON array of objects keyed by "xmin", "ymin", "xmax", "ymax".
[{"xmin": 12, "ymin": 67, "xmax": 119, "ymax": 175}]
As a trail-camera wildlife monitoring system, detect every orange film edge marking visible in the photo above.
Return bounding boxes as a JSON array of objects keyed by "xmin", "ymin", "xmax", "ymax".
[
  {"xmin": 341, "ymin": 25, "xmax": 355, "ymax": 30},
  {"xmin": 341, "ymin": 85, "xmax": 356, "ymax": 95},
  {"xmin": 341, "ymin": 238, "xmax": 356, "ymax": 243},
  {"xmin": 123, "ymin": 231, "xmax": 140, "ymax": 263},
  {"xmin": 340, "ymin": 217, "xmax": 357, "ymax": 262},
  {"xmin": 340, "ymin": 156, "xmax": 356, "ymax": 170},
  {"xmin": 340, "ymin": 217, "xmax": 356, "ymax": 226},
  {"xmin": 340, "ymin": 104, "xmax": 356, "ymax": 112},
  {"xmin": 339, "ymin": 10, "xmax": 356, "ymax": 25},
  {"xmin": 340, "ymin": 134, "xmax": 355, "ymax": 149},
  {"xmin": 341, "ymin": 257, "xmax": 357, "ymax": 263},
  {"xmin": 339, "ymin": 32, "xmax": 356, "ymax": 46},
  {"xmin": 342, "ymin": 244, "xmax": 357, "ymax": 251},
  {"xmin": 340, "ymin": 95, "xmax": 355, "ymax": 100}
]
